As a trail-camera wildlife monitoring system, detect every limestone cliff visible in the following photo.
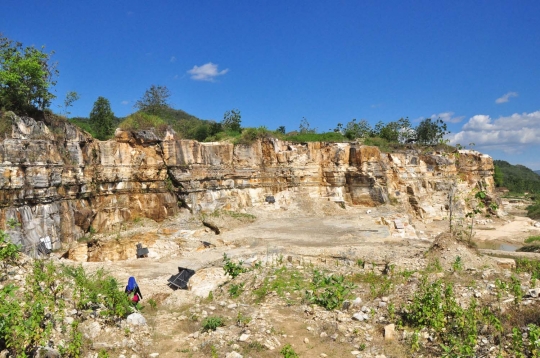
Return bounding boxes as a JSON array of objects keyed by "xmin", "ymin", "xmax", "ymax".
[{"xmin": 0, "ymin": 113, "xmax": 496, "ymax": 252}]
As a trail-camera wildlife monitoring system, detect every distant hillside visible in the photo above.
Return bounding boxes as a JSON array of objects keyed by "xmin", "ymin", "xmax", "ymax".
[
  {"xmin": 535, "ymin": 170, "xmax": 540, "ymax": 176},
  {"xmin": 494, "ymin": 160, "xmax": 540, "ymax": 193}
]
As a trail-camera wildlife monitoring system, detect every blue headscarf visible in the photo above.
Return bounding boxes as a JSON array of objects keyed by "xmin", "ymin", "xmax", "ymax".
[{"xmin": 127, "ymin": 276, "xmax": 138, "ymax": 291}]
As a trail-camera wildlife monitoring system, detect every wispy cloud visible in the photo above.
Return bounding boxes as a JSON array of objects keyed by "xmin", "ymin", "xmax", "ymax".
[
  {"xmin": 187, "ymin": 62, "xmax": 229, "ymax": 82},
  {"xmin": 495, "ymin": 91, "xmax": 518, "ymax": 104},
  {"xmin": 431, "ymin": 112, "xmax": 465, "ymax": 124},
  {"xmin": 170, "ymin": 56, "xmax": 176, "ymax": 63},
  {"xmin": 447, "ymin": 110, "xmax": 540, "ymax": 153},
  {"xmin": 121, "ymin": 100, "xmax": 129, "ymax": 105}
]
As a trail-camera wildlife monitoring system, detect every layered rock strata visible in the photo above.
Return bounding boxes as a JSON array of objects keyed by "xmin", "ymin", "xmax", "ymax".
[{"xmin": 0, "ymin": 114, "xmax": 496, "ymax": 251}]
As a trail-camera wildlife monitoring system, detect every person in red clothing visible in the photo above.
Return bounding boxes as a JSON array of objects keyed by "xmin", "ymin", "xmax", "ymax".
[{"xmin": 125, "ymin": 276, "xmax": 143, "ymax": 304}]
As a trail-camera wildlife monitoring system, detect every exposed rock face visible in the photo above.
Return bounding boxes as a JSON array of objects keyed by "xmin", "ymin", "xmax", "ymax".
[{"xmin": 0, "ymin": 113, "xmax": 496, "ymax": 251}]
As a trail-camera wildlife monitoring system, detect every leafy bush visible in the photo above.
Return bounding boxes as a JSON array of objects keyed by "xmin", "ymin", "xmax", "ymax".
[
  {"xmin": 119, "ymin": 112, "xmax": 168, "ymax": 136},
  {"xmin": 201, "ymin": 316, "xmax": 225, "ymax": 332},
  {"xmin": 235, "ymin": 126, "xmax": 272, "ymax": 145},
  {"xmin": 0, "ymin": 229, "xmax": 20, "ymax": 265},
  {"xmin": 280, "ymin": 343, "xmax": 299, "ymax": 358},
  {"xmin": 402, "ymin": 276, "xmax": 502, "ymax": 357},
  {"xmin": 63, "ymin": 266, "xmax": 133, "ymax": 321},
  {"xmin": 223, "ymin": 254, "xmax": 247, "ymax": 279},
  {"xmin": 306, "ymin": 270, "xmax": 355, "ymax": 310},
  {"xmin": 228, "ymin": 283, "xmax": 244, "ymax": 298},
  {"xmin": 0, "ymin": 34, "xmax": 58, "ymax": 113}
]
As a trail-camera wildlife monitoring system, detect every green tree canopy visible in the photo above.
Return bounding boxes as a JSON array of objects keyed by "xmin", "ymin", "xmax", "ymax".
[
  {"xmin": 134, "ymin": 85, "xmax": 171, "ymax": 115},
  {"xmin": 0, "ymin": 34, "xmax": 58, "ymax": 114},
  {"xmin": 415, "ymin": 118, "xmax": 448, "ymax": 145},
  {"xmin": 90, "ymin": 97, "xmax": 114, "ymax": 140},
  {"xmin": 222, "ymin": 109, "xmax": 242, "ymax": 132}
]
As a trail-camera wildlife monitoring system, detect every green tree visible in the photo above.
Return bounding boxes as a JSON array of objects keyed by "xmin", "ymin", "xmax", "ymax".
[
  {"xmin": 415, "ymin": 118, "xmax": 448, "ymax": 145},
  {"xmin": 222, "ymin": 108, "xmax": 242, "ymax": 132},
  {"xmin": 372, "ymin": 118, "xmax": 412, "ymax": 143},
  {"xmin": 299, "ymin": 117, "xmax": 316, "ymax": 134},
  {"xmin": 90, "ymin": 97, "xmax": 114, "ymax": 140},
  {"xmin": 134, "ymin": 84, "xmax": 171, "ymax": 115},
  {"xmin": 276, "ymin": 126, "xmax": 286, "ymax": 134},
  {"xmin": 0, "ymin": 34, "xmax": 58, "ymax": 113},
  {"xmin": 61, "ymin": 91, "xmax": 79, "ymax": 116},
  {"xmin": 344, "ymin": 118, "xmax": 372, "ymax": 140}
]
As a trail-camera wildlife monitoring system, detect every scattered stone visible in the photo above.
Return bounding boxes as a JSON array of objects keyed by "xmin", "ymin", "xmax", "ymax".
[
  {"xmin": 304, "ymin": 337, "xmax": 310, "ymax": 344},
  {"xmin": 238, "ymin": 333, "xmax": 250, "ymax": 342},
  {"xmin": 226, "ymin": 352, "xmax": 243, "ymax": 358},
  {"xmin": 126, "ymin": 313, "xmax": 147, "ymax": 326},
  {"xmin": 384, "ymin": 324, "xmax": 395, "ymax": 341}
]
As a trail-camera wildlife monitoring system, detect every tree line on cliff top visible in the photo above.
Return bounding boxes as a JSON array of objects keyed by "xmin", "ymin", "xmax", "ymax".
[{"xmin": 0, "ymin": 33, "xmax": 450, "ymax": 147}]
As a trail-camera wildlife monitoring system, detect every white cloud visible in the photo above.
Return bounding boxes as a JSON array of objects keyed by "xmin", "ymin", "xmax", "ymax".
[
  {"xmin": 495, "ymin": 91, "xmax": 518, "ymax": 104},
  {"xmin": 187, "ymin": 62, "xmax": 229, "ymax": 82},
  {"xmin": 447, "ymin": 110, "xmax": 540, "ymax": 153},
  {"xmin": 121, "ymin": 100, "xmax": 129, "ymax": 105},
  {"xmin": 170, "ymin": 56, "xmax": 176, "ymax": 63},
  {"xmin": 431, "ymin": 112, "xmax": 465, "ymax": 124}
]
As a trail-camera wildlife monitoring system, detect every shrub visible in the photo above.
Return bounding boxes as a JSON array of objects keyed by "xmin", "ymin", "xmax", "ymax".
[
  {"xmin": 280, "ymin": 343, "xmax": 299, "ymax": 358},
  {"xmin": 201, "ymin": 316, "xmax": 224, "ymax": 332},
  {"xmin": 223, "ymin": 254, "xmax": 247, "ymax": 279},
  {"xmin": 119, "ymin": 112, "xmax": 168, "ymax": 136},
  {"xmin": 306, "ymin": 270, "xmax": 355, "ymax": 310}
]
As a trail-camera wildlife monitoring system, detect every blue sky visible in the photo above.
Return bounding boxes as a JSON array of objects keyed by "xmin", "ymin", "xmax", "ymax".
[{"xmin": 2, "ymin": 1, "xmax": 540, "ymax": 168}]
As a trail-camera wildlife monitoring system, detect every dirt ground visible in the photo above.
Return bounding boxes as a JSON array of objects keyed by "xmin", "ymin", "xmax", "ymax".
[
  {"xmin": 65, "ymin": 197, "xmax": 540, "ymax": 357},
  {"xmin": 71, "ymin": 198, "xmax": 540, "ymax": 303}
]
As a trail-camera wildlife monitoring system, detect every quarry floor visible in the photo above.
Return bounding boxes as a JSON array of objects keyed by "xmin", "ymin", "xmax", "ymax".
[{"xmin": 69, "ymin": 198, "xmax": 540, "ymax": 308}]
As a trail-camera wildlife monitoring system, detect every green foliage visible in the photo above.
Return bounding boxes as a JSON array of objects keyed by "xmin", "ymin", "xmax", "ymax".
[
  {"xmin": 223, "ymin": 253, "xmax": 247, "ymax": 279},
  {"xmin": 119, "ymin": 112, "xmax": 168, "ymax": 135},
  {"xmin": 253, "ymin": 267, "xmax": 306, "ymax": 302},
  {"xmin": 69, "ymin": 116, "xmax": 97, "ymax": 137},
  {"xmin": 350, "ymin": 270, "xmax": 394, "ymax": 298},
  {"xmin": 285, "ymin": 131, "xmax": 345, "ymax": 143},
  {"xmin": 228, "ymin": 283, "xmax": 244, "ymax": 298},
  {"xmin": 235, "ymin": 126, "xmax": 272, "ymax": 145},
  {"xmin": 343, "ymin": 118, "xmax": 372, "ymax": 140},
  {"xmin": 362, "ymin": 136, "xmax": 391, "ymax": 152},
  {"xmin": 402, "ymin": 276, "xmax": 502, "ymax": 357},
  {"xmin": 452, "ymin": 256, "xmax": 463, "ymax": 272},
  {"xmin": 222, "ymin": 108, "xmax": 242, "ymax": 132},
  {"xmin": 201, "ymin": 316, "xmax": 225, "ymax": 332},
  {"xmin": 89, "ymin": 96, "xmax": 115, "ymax": 140},
  {"xmin": 280, "ymin": 343, "xmax": 299, "ymax": 358},
  {"xmin": 0, "ymin": 34, "xmax": 58, "ymax": 113},
  {"xmin": 525, "ymin": 236, "xmax": 540, "ymax": 244},
  {"xmin": 305, "ymin": 270, "xmax": 355, "ymax": 310},
  {"xmin": 0, "ymin": 111, "xmax": 13, "ymax": 138},
  {"xmin": 60, "ymin": 91, "xmax": 80, "ymax": 117},
  {"xmin": 134, "ymin": 84, "xmax": 171, "ymax": 115},
  {"xmin": 58, "ymin": 321, "xmax": 83, "ymax": 357},
  {"xmin": 299, "ymin": 117, "xmax": 316, "ymax": 134},
  {"xmin": 0, "ymin": 229, "xmax": 20, "ymax": 264},
  {"xmin": 494, "ymin": 160, "xmax": 540, "ymax": 194},
  {"xmin": 527, "ymin": 201, "xmax": 540, "ymax": 220},
  {"xmin": 415, "ymin": 118, "xmax": 448, "ymax": 145},
  {"xmin": 373, "ymin": 118, "xmax": 413, "ymax": 143},
  {"xmin": 63, "ymin": 266, "xmax": 133, "ymax": 321},
  {"xmin": 493, "ymin": 164, "xmax": 504, "ymax": 187},
  {"xmin": 236, "ymin": 312, "xmax": 251, "ymax": 327}
]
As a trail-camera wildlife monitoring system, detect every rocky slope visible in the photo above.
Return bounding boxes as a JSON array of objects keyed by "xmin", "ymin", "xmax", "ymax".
[{"xmin": 0, "ymin": 113, "xmax": 497, "ymax": 254}]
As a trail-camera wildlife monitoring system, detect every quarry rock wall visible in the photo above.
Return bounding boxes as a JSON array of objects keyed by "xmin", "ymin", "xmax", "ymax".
[{"xmin": 0, "ymin": 114, "xmax": 496, "ymax": 250}]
